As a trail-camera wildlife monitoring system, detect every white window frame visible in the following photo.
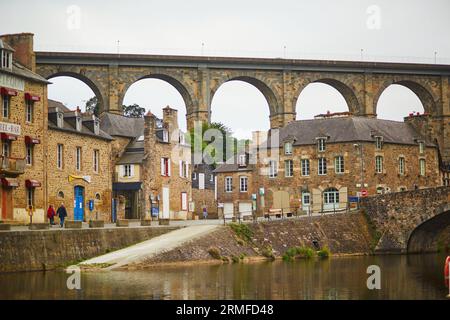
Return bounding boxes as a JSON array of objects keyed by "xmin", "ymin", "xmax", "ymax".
[
  {"xmin": 162, "ymin": 130, "xmax": 169, "ymax": 143},
  {"xmin": 26, "ymin": 144, "xmax": 33, "ymax": 166},
  {"xmin": 284, "ymin": 142, "xmax": 292, "ymax": 155},
  {"xmin": 317, "ymin": 138, "xmax": 326, "ymax": 152},
  {"xmin": 76, "ymin": 147, "xmax": 82, "ymax": 171},
  {"xmin": 2, "ymin": 95, "xmax": 9, "ymax": 118},
  {"xmin": 26, "ymin": 100, "xmax": 33, "ymax": 123},
  {"xmin": 419, "ymin": 159, "xmax": 426, "ymax": 176},
  {"xmin": 285, "ymin": 159, "xmax": 293, "ymax": 177},
  {"xmin": 238, "ymin": 154, "xmax": 246, "ymax": 166},
  {"xmin": 225, "ymin": 176, "xmax": 233, "ymax": 193},
  {"xmin": 301, "ymin": 159, "xmax": 310, "ymax": 176},
  {"xmin": 2, "ymin": 141, "xmax": 10, "ymax": 157},
  {"xmin": 419, "ymin": 141, "xmax": 425, "ymax": 154},
  {"xmin": 334, "ymin": 156, "xmax": 344, "ymax": 174},
  {"xmin": 160, "ymin": 157, "xmax": 170, "ymax": 176},
  {"xmin": 268, "ymin": 160, "xmax": 278, "ymax": 178},
  {"xmin": 398, "ymin": 157, "xmax": 405, "ymax": 175},
  {"xmin": 375, "ymin": 136, "xmax": 383, "ymax": 150},
  {"xmin": 57, "ymin": 144, "xmax": 63, "ymax": 169},
  {"xmin": 318, "ymin": 157, "xmax": 327, "ymax": 175},
  {"xmin": 123, "ymin": 164, "xmax": 132, "ymax": 177},
  {"xmin": 57, "ymin": 113, "xmax": 64, "ymax": 128},
  {"xmin": 93, "ymin": 149, "xmax": 99, "ymax": 173},
  {"xmin": 239, "ymin": 176, "xmax": 248, "ymax": 193},
  {"xmin": 375, "ymin": 156, "xmax": 383, "ymax": 174}
]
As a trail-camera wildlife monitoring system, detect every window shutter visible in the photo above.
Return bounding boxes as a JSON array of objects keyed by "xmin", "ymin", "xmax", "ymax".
[
  {"xmin": 185, "ymin": 162, "xmax": 189, "ymax": 179},
  {"xmin": 161, "ymin": 158, "xmax": 165, "ymax": 176},
  {"xmin": 167, "ymin": 159, "xmax": 171, "ymax": 176},
  {"xmin": 179, "ymin": 160, "xmax": 183, "ymax": 177},
  {"xmin": 121, "ymin": 165, "xmax": 125, "ymax": 177},
  {"xmin": 130, "ymin": 165, "xmax": 135, "ymax": 177}
]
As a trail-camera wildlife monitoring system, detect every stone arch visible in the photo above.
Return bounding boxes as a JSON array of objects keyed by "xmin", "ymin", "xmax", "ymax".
[
  {"xmin": 45, "ymin": 71, "xmax": 106, "ymax": 113},
  {"xmin": 374, "ymin": 79, "xmax": 438, "ymax": 117},
  {"xmin": 210, "ymin": 75, "xmax": 281, "ymax": 116},
  {"xmin": 294, "ymin": 78, "xmax": 362, "ymax": 116},
  {"xmin": 407, "ymin": 203, "xmax": 450, "ymax": 253},
  {"xmin": 119, "ymin": 73, "xmax": 196, "ymax": 118}
]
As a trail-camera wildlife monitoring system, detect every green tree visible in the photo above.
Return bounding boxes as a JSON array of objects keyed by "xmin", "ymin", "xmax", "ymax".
[
  {"xmin": 122, "ymin": 104, "xmax": 146, "ymax": 118},
  {"xmin": 85, "ymin": 96, "xmax": 100, "ymax": 116}
]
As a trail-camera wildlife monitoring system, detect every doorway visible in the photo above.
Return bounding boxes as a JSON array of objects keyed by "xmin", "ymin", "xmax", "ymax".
[
  {"xmin": 1, "ymin": 187, "xmax": 13, "ymax": 220},
  {"xmin": 74, "ymin": 186, "xmax": 85, "ymax": 221},
  {"xmin": 162, "ymin": 187, "xmax": 170, "ymax": 219}
]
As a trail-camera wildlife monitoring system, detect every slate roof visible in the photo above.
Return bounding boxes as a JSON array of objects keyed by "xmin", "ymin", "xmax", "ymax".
[
  {"xmin": 99, "ymin": 112, "xmax": 144, "ymax": 138},
  {"xmin": 263, "ymin": 116, "xmax": 436, "ymax": 148},
  {"xmin": 213, "ymin": 153, "xmax": 255, "ymax": 174},
  {"xmin": 116, "ymin": 151, "xmax": 144, "ymax": 165}
]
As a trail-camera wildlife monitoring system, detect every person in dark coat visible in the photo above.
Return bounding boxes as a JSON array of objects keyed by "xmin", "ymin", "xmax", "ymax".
[
  {"xmin": 47, "ymin": 204, "xmax": 56, "ymax": 225},
  {"xmin": 57, "ymin": 203, "xmax": 67, "ymax": 227}
]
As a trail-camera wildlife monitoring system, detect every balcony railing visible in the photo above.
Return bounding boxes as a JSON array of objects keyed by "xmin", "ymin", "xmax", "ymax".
[{"xmin": 0, "ymin": 156, "xmax": 26, "ymax": 176}]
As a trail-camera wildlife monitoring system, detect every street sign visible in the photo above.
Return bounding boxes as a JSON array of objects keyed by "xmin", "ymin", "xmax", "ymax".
[
  {"xmin": 348, "ymin": 196, "xmax": 359, "ymax": 203},
  {"xmin": 88, "ymin": 200, "xmax": 94, "ymax": 211},
  {"xmin": 151, "ymin": 207, "xmax": 159, "ymax": 217},
  {"xmin": 361, "ymin": 189, "xmax": 368, "ymax": 197},
  {"xmin": 251, "ymin": 193, "xmax": 257, "ymax": 200}
]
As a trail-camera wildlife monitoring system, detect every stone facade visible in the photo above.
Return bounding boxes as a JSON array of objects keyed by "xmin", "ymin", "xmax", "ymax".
[{"xmin": 0, "ymin": 34, "xmax": 49, "ymax": 223}]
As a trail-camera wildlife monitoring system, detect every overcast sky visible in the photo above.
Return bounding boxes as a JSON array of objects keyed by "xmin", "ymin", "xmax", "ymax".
[{"xmin": 1, "ymin": 0, "xmax": 449, "ymax": 138}]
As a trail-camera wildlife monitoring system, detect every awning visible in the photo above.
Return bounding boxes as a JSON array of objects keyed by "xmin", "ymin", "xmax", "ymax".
[
  {"xmin": 24, "ymin": 93, "xmax": 40, "ymax": 102},
  {"xmin": 113, "ymin": 182, "xmax": 142, "ymax": 191},
  {"xmin": 0, "ymin": 133, "xmax": 18, "ymax": 141},
  {"xmin": 1, "ymin": 178, "xmax": 19, "ymax": 188},
  {"xmin": 25, "ymin": 179, "xmax": 41, "ymax": 188},
  {"xmin": 0, "ymin": 87, "xmax": 18, "ymax": 96},
  {"xmin": 25, "ymin": 136, "xmax": 40, "ymax": 145}
]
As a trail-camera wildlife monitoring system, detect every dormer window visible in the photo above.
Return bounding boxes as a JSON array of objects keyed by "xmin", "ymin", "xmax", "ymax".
[
  {"xmin": 76, "ymin": 116, "xmax": 82, "ymax": 132},
  {"xmin": 317, "ymin": 138, "xmax": 326, "ymax": 152},
  {"xmin": 0, "ymin": 50, "xmax": 12, "ymax": 70},
  {"xmin": 418, "ymin": 141, "xmax": 425, "ymax": 154},
  {"xmin": 94, "ymin": 119, "xmax": 100, "ymax": 135},
  {"xmin": 375, "ymin": 136, "xmax": 383, "ymax": 150},
  {"xmin": 57, "ymin": 112, "xmax": 64, "ymax": 128},
  {"xmin": 162, "ymin": 129, "xmax": 169, "ymax": 142},
  {"xmin": 238, "ymin": 154, "xmax": 247, "ymax": 167},
  {"xmin": 284, "ymin": 142, "xmax": 293, "ymax": 155}
]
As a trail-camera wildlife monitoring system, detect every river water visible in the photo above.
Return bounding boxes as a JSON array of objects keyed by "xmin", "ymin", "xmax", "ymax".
[{"xmin": 0, "ymin": 253, "xmax": 448, "ymax": 300}]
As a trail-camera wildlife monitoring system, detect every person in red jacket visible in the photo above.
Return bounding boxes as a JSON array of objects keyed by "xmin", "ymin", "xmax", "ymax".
[{"xmin": 47, "ymin": 204, "xmax": 56, "ymax": 226}]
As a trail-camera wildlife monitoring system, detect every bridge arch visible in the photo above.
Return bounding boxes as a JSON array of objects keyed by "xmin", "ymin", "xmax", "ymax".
[
  {"xmin": 294, "ymin": 78, "xmax": 362, "ymax": 117},
  {"xmin": 45, "ymin": 71, "xmax": 106, "ymax": 113},
  {"xmin": 210, "ymin": 75, "xmax": 281, "ymax": 117},
  {"xmin": 407, "ymin": 203, "xmax": 450, "ymax": 253},
  {"xmin": 119, "ymin": 73, "xmax": 196, "ymax": 118},
  {"xmin": 374, "ymin": 79, "xmax": 438, "ymax": 117}
]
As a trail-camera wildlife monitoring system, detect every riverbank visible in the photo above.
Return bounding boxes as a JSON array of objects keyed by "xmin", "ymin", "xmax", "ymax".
[{"xmin": 128, "ymin": 212, "xmax": 373, "ymax": 269}]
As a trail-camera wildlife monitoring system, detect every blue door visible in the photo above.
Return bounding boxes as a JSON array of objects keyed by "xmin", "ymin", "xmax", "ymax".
[{"xmin": 74, "ymin": 186, "xmax": 84, "ymax": 221}]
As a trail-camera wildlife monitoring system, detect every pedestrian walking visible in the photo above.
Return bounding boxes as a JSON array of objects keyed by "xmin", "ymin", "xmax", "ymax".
[
  {"xmin": 202, "ymin": 206, "xmax": 208, "ymax": 220},
  {"xmin": 47, "ymin": 204, "xmax": 56, "ymax": 225},
  {"xmin": 57, "ymin": 203, "xmax": 67, "ymax": 227}
]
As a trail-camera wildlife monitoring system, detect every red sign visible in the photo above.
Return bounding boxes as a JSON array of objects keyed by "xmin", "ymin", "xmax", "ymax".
[{"xmin": 361, "ymin": 189, "xmax": 368, "ymax": 197}]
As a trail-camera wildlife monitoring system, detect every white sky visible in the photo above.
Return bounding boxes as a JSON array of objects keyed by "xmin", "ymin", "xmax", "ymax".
[{"xmin": 1, "ymin": 0, "xmax": 448, "ymax": 138}]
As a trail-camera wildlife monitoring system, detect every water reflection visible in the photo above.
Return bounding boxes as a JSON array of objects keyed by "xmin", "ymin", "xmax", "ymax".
[{"xmin": 0, "ymin": 254, "xmax": 447, "ymax": 300}]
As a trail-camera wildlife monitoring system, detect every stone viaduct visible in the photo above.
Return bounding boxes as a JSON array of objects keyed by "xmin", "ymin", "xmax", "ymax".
[
  {"xmin": 360, "ymin": 186, "xmax": 450, "ymax": 253},
  {"xmin": 35, "ymin": 52, "xmax": 450, "ymax": 160}
]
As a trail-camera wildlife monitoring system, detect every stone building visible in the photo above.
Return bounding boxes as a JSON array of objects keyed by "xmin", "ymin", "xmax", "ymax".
[
  {"xmin": 191, "ymin": 164, "xmax": 217, "ymax": 218},
  {"xmin": 46, "ymin": 100, "xmax": 113, "ymax": 221},
  {"xmin": 214, "ymin": 113, "xmax": 442, "ymax": 217},
  {"xmin": 109, "ymin": 106, "xmax": 193, "ymax": 220},
  {"xmin": 0, "ymin": 33, "xmax": 49, "ymax": 223}
]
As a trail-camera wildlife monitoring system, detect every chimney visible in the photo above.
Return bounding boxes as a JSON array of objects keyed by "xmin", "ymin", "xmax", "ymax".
[
  {"xmin": 144, "ymin": 111, "xmax": 157, "ymax": 149},
  {"xmin": 162, "ymin": 106, "xmax": 179, "ymax": 140},
  {"xmin": 0, "ymin": 33, "xmax": 35, "ymax": 72}
]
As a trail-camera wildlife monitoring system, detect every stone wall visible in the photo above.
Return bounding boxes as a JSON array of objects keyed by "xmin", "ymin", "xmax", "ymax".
[
  {"xmin": 191, "ymin": 188, "xmax": 217, "ymax": 218},
  {"xmin": 360, "ymin": 186, "xmax": 450, "ymax": 253},
  {"xmin": 0, "ymin": 226, "xmax": 178, "ymax": 272}
]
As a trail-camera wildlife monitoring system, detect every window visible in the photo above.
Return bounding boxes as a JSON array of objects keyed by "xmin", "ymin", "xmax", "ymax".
[
  {"xmin": 123, "ymin": 164, "xmax": 132, "ymax": 177},
  {"xmin": 210, "ymin": 174, "xmax": 214, "ymax": 182},
  {"xmin": 284, "ymin": 142, "xmax": 292, "ymax": 155},
  {"xmin": 302, "ymin": 192, "xmax": 310, "ymax": 205},
  {"xmin": 2, "ymin": 95, "xmax": 9, "ymax": 118},
  {"xmin": 94, "ymin": 120, "xmax": 100, "ymax": 135},
  {"xmin": 57, "ymin": 144, "xmax": 63, "ymax": 169},
  {"xmin": 285, "ymin": 160, "xmax": 293, "ymax": 177},
  {"xmin": 2, "ymin": 141, "xmax": 10, "ymax": 157},
  {"xmin": 239, "ymin": 176, "xmax": 248, "ymax": 192},
  {"xmin": 76, "ymin": 147, "xmax": 82, "ymax": 171},
  {"xmin": 57, "ymin": 191, "xmax": 65, "ymax": 199},
  {"xmin": 161, "ymin": 157, "xmax": 170, "ymax": 176},
  {"xmin": 181, "ymin": 192, "xmax": 188, "ymax": 211},
  {"xmin": 162, "ymin": 130, "xmax": 169, "ymax": 142},
  {"xmin": 323, "ymin": 188, "xmax": 339, "ymax": 205},
  {"xmin": 93, "ymin": 150, "xmax": 99, "ymax": 173},
  {"xmin": 225, "ymin": 176, "xmax": 233, "ymax": 192},
  {"xmin": 318, "ymin": 158, "xmax": 327, "ymax": 175},
  {"xmin": 238, "ymin": 154, "xmax": 246, "ymax": 166},
  {"xmin": 57, "ymin": 113, "xmax": 64, "ymax": 128},
  {"xmin": 1, "ymin": 50, "xmax": 12, "ymax": 69},
  {"xmin": 375, "ymin": 156, "xmax": 383, "ymax": 173},
  {"xmin": 26, "ymin": 100, "xmax": 33, "ymax": 123},
  {"xmin": 376, "ymin": 186, "xmax": 384, "ymax": 194},
  {"xmin": 419, "ymin": 159, "xmax": 426, "ymax": 176},
  {"xmin": 334, "ymin": 156, "xmax": 344, "ymax": 174},
  {"xmin": 268, "ymin": 160, "xmax": 278, "ymax": 178},
  {"xmin": 399, "ymin": 187, "xmax": 407, "ymax": 192},
  {"xmin": 26, "ymin": 144, "xmax": 33, "ymax": 165},
  {"xmin": 317, "ymin": 138, "xmax": 326, "ymax": 152},
  {"xmin": 192, "ymin": 172, "xmax": 197, "ymax": 180},
  {"xmin": 27, "ymin": 188, "xmax": 34, "ymax": 208},
  {"xmin": 179, "ymin": 160, "xmax": 188, "ymax": 178},
  {"xmin": 375, "ymin": 136, "xmax": 383, "ymax": 150},
  {"xmin": 198, "ymin": 173, "xmax": 205, "ymax": 189},
  {"xmin": 398, "ymin": 157, "xmax": 405, "ymax": 175},
  {"xmin": 76, "ymin": 117, "xmax": 82, "ymax": 131},
  {"xmin": 301, "ymin": 159, "xmax": 310, "ymax": 176},
  {"xmin": 419, "ymin": 141, "xmax": 425, "ymax": 154},
  {"xmin": 95, "ymin": 193, "xmax": 101, "ymax": 200}
]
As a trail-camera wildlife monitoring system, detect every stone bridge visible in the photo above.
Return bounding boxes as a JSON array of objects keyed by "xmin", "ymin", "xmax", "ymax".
[
  {"xmin": 35, "ymin": 52, "xmax": 450, "ymax": 160},
  {"xmin": 360, "ymin": 186, "xmax": 450, "ymax": 253}
]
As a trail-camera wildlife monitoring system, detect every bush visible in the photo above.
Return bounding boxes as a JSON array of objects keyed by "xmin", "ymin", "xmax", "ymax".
[
  {"xmin": 261, "ymin": 247, "xmax": 275, "ymax": 260},
  {"xmin": 283, "ymin": 246, "xmax": 315, "ymax": 261},
  {"xmin": 239, "ymin": 253, "xmax": 246, "ymax": 260},
  {"xmin": 229, "ymin": 223, "xmax": 253, "ymax": 243},
  {"xmin": 207, "ymin": 247, "xmax": 222, "ymax": 260},
  {"xmin": 318, "ymin": 247, "xmax": 331, "ymax": 258},
  {"xmin": 231, "ymin": 255, "xmax": 240, "ymax": 263}
]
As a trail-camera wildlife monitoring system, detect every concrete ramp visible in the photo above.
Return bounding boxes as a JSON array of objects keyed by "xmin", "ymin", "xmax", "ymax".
[{"xmin": 79, "ymin": 225, "xmax": 220, "ymax": 270}]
